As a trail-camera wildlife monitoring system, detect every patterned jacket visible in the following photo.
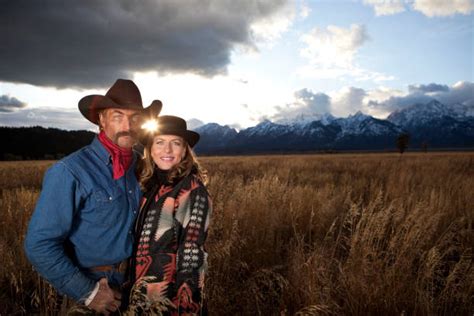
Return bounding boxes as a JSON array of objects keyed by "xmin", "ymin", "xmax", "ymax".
[{"xmin": 131, "ymin": 171, "xmax": 212, "ymax": 315}]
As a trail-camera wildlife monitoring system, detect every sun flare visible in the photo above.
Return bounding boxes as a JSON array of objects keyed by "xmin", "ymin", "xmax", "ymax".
[{"xmin": 141, "ymin": 119, "xmax": 158, "ymax": 132}]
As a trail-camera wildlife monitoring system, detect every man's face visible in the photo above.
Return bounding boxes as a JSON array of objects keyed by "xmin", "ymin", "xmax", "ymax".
[{"xmin": 99, "ymin": 108, "xmax": 141, "ymax": 149}]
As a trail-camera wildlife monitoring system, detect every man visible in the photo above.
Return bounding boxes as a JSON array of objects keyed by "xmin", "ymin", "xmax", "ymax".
[{"xmin": 24, "ymin": 79, "xmax": 162, "ymax": 314}]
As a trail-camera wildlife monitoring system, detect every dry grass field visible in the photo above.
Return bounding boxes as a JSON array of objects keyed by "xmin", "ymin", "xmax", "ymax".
[{"xmin": 0, "ymin": 153, "xmax": 473, "ymax": 315}]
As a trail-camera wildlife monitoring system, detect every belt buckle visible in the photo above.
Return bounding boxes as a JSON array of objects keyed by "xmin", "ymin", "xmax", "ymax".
[{"xmin": 117, "ymin": 260, "xmax": 128, "ymax": 274}]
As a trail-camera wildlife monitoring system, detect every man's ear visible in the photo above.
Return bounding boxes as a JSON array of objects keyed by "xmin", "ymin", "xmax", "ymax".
[{"xmin": 98, "ymin": 110, "xmax": 106, "ymax": 129}]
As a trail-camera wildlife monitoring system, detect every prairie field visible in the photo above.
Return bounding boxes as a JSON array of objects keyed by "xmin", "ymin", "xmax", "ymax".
[{"xmin": 0, "ymin": 153, "xmax": 473, "ymax": 315}]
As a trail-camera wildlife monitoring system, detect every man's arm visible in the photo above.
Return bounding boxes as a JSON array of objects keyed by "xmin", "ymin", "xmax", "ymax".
[{"xmin": 24, "ymin": 162, "xmax": 96, "ymax": 302}]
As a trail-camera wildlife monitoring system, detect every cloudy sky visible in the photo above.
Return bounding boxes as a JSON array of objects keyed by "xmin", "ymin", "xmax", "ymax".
[{"xmin": 0, "ymin": 0, "xmax": 472, "ymax": 130}]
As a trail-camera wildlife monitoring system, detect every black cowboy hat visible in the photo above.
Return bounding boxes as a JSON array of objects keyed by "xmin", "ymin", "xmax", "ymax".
[
  {"xmin": 140, "ymin": 115, "xmax": 200, "ymax": 148},
  {"xmin": 78, "ymin": 79, "xmax": 162, "ymax": 124}
]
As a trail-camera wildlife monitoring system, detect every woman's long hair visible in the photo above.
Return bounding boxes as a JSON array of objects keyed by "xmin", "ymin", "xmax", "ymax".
[{"xmin": 137, "ymin": 137, "xmax": 208, "ymax": 192}]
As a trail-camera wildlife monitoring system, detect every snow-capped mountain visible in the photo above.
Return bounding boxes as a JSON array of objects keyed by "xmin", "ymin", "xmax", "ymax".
[
  {"xmin": 449, "ymin": 103, "xmax": 474, "ymax": 118},
  {"xmin": 239, "ymin": 120, "xmax": 291, "ymax": 138},
  {"xmin": 387, "ymin": 99, "xmax": 474, "ymax": 147},
  {"xmin": 275, "ymin": 112, "xmax": 336, "ymax": 126},
  {"xmin": 195, "ymin": 123, "xmax": 237, "ymax": 138},
  {"xmin": 192, "ymin": 99, "xmax": 473, "ymax": 154},
  {"xmin": 194, "ymin": 123, "xmax": 238, "ymax": 153},
  {"xmin": 186, "ymin": 118, "xmax": 205, "ymax": 130},
  {"xmin": 387, "ymin": 99, "xmax": 456, "ymax": 128},
  {"xmin": 334, "ymin": 111, "xmax": 403, "ymax": 138}
]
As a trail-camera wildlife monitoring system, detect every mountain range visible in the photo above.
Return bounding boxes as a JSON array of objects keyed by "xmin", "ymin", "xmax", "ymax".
[
  {"xmin": 1, "ymin": 99, "xmax": 473, "ymax": 160},
  {"xmin": 193, "ymin": 99, "xmax": 474, "ymax": 154}
]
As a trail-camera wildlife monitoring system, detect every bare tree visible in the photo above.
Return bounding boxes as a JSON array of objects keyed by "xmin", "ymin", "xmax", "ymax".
[
  {"xmin": 396, "ymin": 133, "xmax": 410, "ymax": 154},
  {"xmin": 421, "ymin": 141, "xmax": 428, "ymax": 153}
]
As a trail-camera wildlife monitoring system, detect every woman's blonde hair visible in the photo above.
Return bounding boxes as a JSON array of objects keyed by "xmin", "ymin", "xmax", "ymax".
[{"xmin": 137, "ymin": 137, "xmax": 208, "ymax": 191}]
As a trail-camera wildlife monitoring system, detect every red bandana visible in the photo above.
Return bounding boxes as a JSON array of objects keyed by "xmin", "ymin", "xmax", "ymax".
[{"xmin": 98, "ymin": 131, "xmax": 133, "ymax": 180}]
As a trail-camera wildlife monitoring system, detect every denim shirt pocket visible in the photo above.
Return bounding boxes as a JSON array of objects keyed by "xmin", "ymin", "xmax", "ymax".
[{"xmin": 91, "ymin": 188, "xmax": 125, "ymax": 226}]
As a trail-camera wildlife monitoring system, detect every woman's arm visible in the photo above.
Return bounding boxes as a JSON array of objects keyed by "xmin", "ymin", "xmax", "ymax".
[{"xmin": 174, "ymin": 184, "xmax": 212, "ymax": 314}]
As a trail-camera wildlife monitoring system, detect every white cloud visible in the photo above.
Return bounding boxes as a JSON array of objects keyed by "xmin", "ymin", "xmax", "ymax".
[
  {"xmin": 413, "ymin": 0, "xmax": 474, "ymax": 17},
  {"xmin": 363, "ymin": 0, "xmax": 406, "ymax": 16},
  {"xmin": 133, "ymin": 70, "xmax": 290, "ymax": 129},
  {"xmin": 0, "ymin": 107, "xmax": 95, "ymax": 130},
  {"xmin": 269, "ymin": 86, "xmax": 372, "ymax": 122},
  {"xmin": 299, "ymin": 0, "xmax": 311, "ymax": 19},
  {"xmin": 267, "ymin": 81, "xmax": 472, "ymax": 123},
  {"xmin": 250, "ymin": 1, "xmax": 295, "ymax": 43},
  {"xmin": 364, "ymin": 0, "xmax": 474, "ymax": 17},
  {"xmin": 331, "ymin": 87, "xmax": 368, "ymax": 117},
  {"xmin": 364, "ymin": 86, "xmax": 405, "ymax": 117},
  {"xmin": 270, "ymin": 88, "xmax": 331, "ymax": 123},
  {"xmin": 300, "ymin": 24, "xmax": 369, "ymax": 69},
  {"xmin": 297, "ymin": 24, "xmax": 394, "ymax": 83},
  {"xmin": 352, "ymin": 67, "xmax": 397, "ymax": 82}
]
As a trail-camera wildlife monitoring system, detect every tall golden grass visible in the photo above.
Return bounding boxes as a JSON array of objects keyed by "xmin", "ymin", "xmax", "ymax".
[{"xmin": 0, "ymin": 153, "xmax": 472, "ymax": 315}]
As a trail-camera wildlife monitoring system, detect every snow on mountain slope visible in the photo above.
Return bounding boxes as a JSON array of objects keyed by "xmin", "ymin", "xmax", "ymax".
[{"xmin": 387, "ymin": 99, "xmax": 457, "ymax": 128}]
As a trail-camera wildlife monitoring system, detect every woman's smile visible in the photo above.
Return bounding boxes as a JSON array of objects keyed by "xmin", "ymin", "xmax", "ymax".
[{"xmin": 151, "ymin": 135, "xmax": 185, "ymax": 170}]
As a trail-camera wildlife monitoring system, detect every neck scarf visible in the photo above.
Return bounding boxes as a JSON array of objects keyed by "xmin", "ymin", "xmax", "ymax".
[
  {"xmin": 155, "ymin": 168, "xmax": 171, "ymax": 186},
  {"xmin": 98, "ymin": 131, "xmax": 133, "ymax": 180}
]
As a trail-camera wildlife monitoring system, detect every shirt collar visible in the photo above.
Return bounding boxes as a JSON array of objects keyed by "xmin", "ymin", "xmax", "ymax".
[{"xmin": 90, "ymin": 136, "xmax": 112, "ymax": 166}]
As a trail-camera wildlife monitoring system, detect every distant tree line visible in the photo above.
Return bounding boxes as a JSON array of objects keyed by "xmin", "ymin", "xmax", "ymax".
[
  {"xmin": 0, "ymin": 126, "xmax": 95, "ymax": 160},
  {"xmin": 0, "ymin": 126, "xmax": 465, "ymax": 161}
]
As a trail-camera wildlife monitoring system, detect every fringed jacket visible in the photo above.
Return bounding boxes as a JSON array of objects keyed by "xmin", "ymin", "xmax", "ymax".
[{"xmin": 130, "ymin": 171, "xmax": 212, "ymax": 315}]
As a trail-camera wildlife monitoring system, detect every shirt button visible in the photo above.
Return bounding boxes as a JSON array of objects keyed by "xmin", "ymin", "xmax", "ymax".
[
  {"xmin": 108, "ymin": 196, "xmax": 112, "ymax": 201},
  {"xmin": 128, "ymin": 190, "xmax": 132, "ymax": 194}
]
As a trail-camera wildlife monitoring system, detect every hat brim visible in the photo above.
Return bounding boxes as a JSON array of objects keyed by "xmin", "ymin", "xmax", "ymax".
[
  {"xmin": 140, "ymin": 129, "xmax": 200, "ymax": 148},
  {"xmin": 79, "ymin": 95, "xmax": 162, "ymax": 125}
]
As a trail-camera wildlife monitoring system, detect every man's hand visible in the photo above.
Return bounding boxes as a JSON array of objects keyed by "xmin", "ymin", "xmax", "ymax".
[{"xmin": 87, "ymin": 278, "xmax": 122, "ymax": 315}]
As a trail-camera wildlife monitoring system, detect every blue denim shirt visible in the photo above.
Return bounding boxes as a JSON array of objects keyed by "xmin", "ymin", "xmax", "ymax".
[{"xmin": 24, "ymin": 136, "xmax": 141, "ymax": 302}]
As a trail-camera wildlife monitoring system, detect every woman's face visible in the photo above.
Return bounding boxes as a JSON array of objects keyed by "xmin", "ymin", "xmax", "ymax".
[{"xmin": 150, "ymin": 134, "xmax": 186, "ymax": 170}]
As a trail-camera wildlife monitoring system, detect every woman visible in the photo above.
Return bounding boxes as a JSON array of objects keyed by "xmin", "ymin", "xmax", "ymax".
[{"xmin": 129, "ymin": 115, "xmax": 212, "ymax": 315}]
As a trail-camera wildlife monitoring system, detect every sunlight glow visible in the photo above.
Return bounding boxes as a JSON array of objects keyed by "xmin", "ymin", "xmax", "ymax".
[{"xmin": 141, "ymin": 119, "xmax": 158, "ymax": 132}]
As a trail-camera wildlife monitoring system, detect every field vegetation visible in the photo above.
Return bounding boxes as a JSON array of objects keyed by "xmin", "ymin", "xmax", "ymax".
[{"xmin": 0, "ymin": 153, "xmax": 472, "ymax": 315}]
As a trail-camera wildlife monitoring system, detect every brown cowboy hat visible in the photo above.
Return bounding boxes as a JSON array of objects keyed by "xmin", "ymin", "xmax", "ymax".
[
  {"xmin": 78, "ymin": 79, "xmax": 162, "ymax": 124},
  {"xmin": 139, "ymin": 115, "xmax": 200, "ymax": 148}
]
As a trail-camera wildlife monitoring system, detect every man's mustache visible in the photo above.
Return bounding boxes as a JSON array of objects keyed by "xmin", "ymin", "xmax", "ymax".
[
  {"xmin": 116, "ymin": 131, "xmax": 136, "ymax": 138},
  {"xmin": 112, "ymin": 131, "xmax": 137, "ymax": 143}
]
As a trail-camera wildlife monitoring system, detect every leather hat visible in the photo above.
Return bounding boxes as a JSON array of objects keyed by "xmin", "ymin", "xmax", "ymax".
[
  {"xmin": 140, "ymin": 115, "xmax": 200, "ymax": 148},
  {"xmin": 78, "ymin": 79, "xmax": 162, "ymax": 124}
]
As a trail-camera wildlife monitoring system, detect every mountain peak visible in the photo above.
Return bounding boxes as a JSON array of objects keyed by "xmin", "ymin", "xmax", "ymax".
[
  {"xmin": 345, "ymin": 111, "xmax": 370, "ymax": 124},
  {"xmin": 387, "ymin": 99, "xmax": 457, "ymax": 128},
  {"xmin": 186, "ymin": 118, "xmax": 205, "ymax": 129},
  {"xmin": 195, "ymin": 122, "xmax": 237, "ymax": 133},
  {"xmin": 275, "ymin": 112, "xmax": 335, "ymax": 126},
  {"xmin": 351, "ymin": 110, "xmax": 368, "ymax": 118}
]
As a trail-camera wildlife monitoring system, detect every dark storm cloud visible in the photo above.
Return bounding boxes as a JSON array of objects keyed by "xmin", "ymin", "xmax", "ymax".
[
  {"xmin": 0, "ymin": 0, "xmax": 288, "ymax": 89},
  {"xmin": 0, "ymin": 95, "xmax": 27, "ymax": 112},
  {"xmin": 408, "ymin": 83, "xmax": 450, "ymax": 94},
  {"xmin": 367, "ymin": 94, "xmax": 432, "ymax": 113},
  {"xmin": 293, "ymin": 88, "xmax": 331, "ymax": 113}
]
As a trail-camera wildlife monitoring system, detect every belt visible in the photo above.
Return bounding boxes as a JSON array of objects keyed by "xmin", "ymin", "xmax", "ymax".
[{"xmin": 89, "ymin": 260, "xmax": 128, "ymax": 274}]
